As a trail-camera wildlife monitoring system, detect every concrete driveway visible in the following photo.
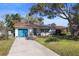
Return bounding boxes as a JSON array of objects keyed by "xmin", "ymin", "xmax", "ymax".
[{"xmin": 8, "ymin": 38, "xmax": 59, "ymax": 56}]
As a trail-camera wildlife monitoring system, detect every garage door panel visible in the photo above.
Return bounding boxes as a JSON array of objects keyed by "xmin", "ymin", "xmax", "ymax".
[{"xmin": 18, "ymin": 29, "xmax": 28, "ymax": 37}]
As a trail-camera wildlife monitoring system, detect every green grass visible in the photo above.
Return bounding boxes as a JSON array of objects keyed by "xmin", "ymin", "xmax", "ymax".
[
  {"xmin": 0, "ymin": 38, "xmax": 14, "ymax": 56},
  {"xmin": 36, "ymin": 37, "xmax": 79, "ymax": 56}
]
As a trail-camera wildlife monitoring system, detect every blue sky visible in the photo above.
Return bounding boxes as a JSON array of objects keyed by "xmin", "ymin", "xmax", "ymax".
[{"xmin": 0, "ymin": 3, "xmax": 68, "ymax": 27}]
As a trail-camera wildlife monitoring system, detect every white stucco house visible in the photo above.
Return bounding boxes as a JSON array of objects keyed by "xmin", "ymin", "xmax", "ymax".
[
  {"xmin": 14, "ymin": 22, "xmax": 50, "ymax": 39},
  {"xmin": 13, "ymin": 22, "xmax": 66, "ymax": 39}
]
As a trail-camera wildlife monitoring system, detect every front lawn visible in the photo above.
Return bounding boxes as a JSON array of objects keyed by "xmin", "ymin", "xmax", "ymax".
[
  {"xmin": 0, "ymin": 38, "xmax": 14, "ymax": 56},
  {"xmin": 36, "ymin": 37, "xmax": 79, "ymax": 56}
]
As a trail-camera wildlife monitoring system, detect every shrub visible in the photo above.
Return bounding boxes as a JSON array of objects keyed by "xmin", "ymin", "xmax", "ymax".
[
  {"xmin": 45, "ymin": 36, "xmax": 59, "ymax": 42},
  {"xmin": 0, "ymin": 33, "xmax": 8, "ymax": 40},
  {"xmin": 55, "ymin": 29, "xmax": 62, "ymax": 35}
]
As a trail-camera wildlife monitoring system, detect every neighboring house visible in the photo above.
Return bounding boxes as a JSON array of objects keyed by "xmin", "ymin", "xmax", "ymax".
[
  {"xmin": 49, "ymin": 25, "xmax": 66, "ymax": 35},
  {"xmin": 13, "ymin": 22, "xmax": 66, "ymax": 39}
]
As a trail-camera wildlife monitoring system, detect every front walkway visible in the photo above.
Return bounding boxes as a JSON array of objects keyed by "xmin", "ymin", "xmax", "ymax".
[{"xmin": 8, "ymin": 38, "xmax": 59, "ymax": 56}]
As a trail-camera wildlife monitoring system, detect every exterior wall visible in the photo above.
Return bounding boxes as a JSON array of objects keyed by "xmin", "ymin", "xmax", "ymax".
[
  {"xmin": 0, "ymin": 32, "xmax": 2, "ymax": 37},
  {"xmin": 41, "ymin": 32, "xmax": 50, "ymax": 36},
  {"xmin": 28, "ymin": 28, "xmax": 33, "ymax": 37},
  {"xmin": 8, "ymin": 31, "xmax": 13, "ymax": 36},
  {"xmin": 15, "ymin": 28, "xmax": 18, "ymax": 37}
]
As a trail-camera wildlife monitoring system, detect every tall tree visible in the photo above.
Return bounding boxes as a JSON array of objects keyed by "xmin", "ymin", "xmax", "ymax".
[
  {"xmin": 0, "ymin": 21, "xmax": 5, "ymax": 31},
  {"xmin": 29, "ymin": 3, "xmax": 79, "ymax": 39},
  {"xmin": 25, "ymin": 15, "xmax": 44, "ymax": 24},
  {"xmin": 51, "ymin": 23, "xmax": 56, "ymax": 26},
  {"xmin": 38, "ymin": 17, "xmax": 44, "ymax": 25},
  {"xmin": 0, "ymin": 21, "xmax": 8, "ymax": 39},
  {"xmin": 5, "ymin": 13, "xmax": 21, "ymax": 36},
  {"xmin": 11, "ymin": 13, "xmax": 21, "ymax": 24}
]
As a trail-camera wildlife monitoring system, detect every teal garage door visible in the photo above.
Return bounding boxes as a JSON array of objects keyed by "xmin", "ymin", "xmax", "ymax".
[{"xmin": 18, "ymin": 29, "xmax": 28, "ymax": 37}]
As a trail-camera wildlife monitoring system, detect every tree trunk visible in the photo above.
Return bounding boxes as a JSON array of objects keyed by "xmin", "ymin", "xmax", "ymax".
[
  {"xmin": 69, "ymin": 22, "xmax": 79, "ymax": 39},
  {"xmin": 6, "ymin": 28, "xmax": 8, "ymax": 40},
  {"xmin": 68, "ymin": 19, "xmax": 79, "ymax": 39}
]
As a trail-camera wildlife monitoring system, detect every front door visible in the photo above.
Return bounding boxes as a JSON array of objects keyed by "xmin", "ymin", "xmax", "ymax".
[{"xmin": 18, "ymin": 29, "xmax": 28, "ymax": 37}]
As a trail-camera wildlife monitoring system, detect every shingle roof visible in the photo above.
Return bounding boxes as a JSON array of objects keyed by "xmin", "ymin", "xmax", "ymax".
[
  {"xmin": 14, "ymin": 22, "xmax": 33, "ymax": 28},
  {"xmin": 49, "ymin": 25, "xmax": 65, "ymax": 29},
  {"xmin": 14, "ymin": 22, "xmax": 65, "ymax": 29},
  {"xmin": 13, "ymin": 22, "xmax": 49, "ymax": 29}
]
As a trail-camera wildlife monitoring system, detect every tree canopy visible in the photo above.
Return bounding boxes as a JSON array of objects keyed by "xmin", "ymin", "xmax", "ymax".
[
  {"xmin": 29, "ymin": 3, "xmax": 79, "ymax": 38},
  {"xmin": 4, "ymin": 13, "xmax": 22, "ymax": 34},
  {"xmin": 51, "ymin": 23, "xmax": 56, "ymax": 26},
  {"xmin": 25, "ymin": 15, "xmax": 44, "ymax": 25}
]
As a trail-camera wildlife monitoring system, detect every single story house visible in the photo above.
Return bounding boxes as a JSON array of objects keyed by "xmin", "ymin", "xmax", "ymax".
[
  {"xmin": 14, "ymin": 22, "xmax": 50, "ymax": 38},
  {"xmin": 13, "ymin": 22, "xmax": 66, "ymax": 38}
]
